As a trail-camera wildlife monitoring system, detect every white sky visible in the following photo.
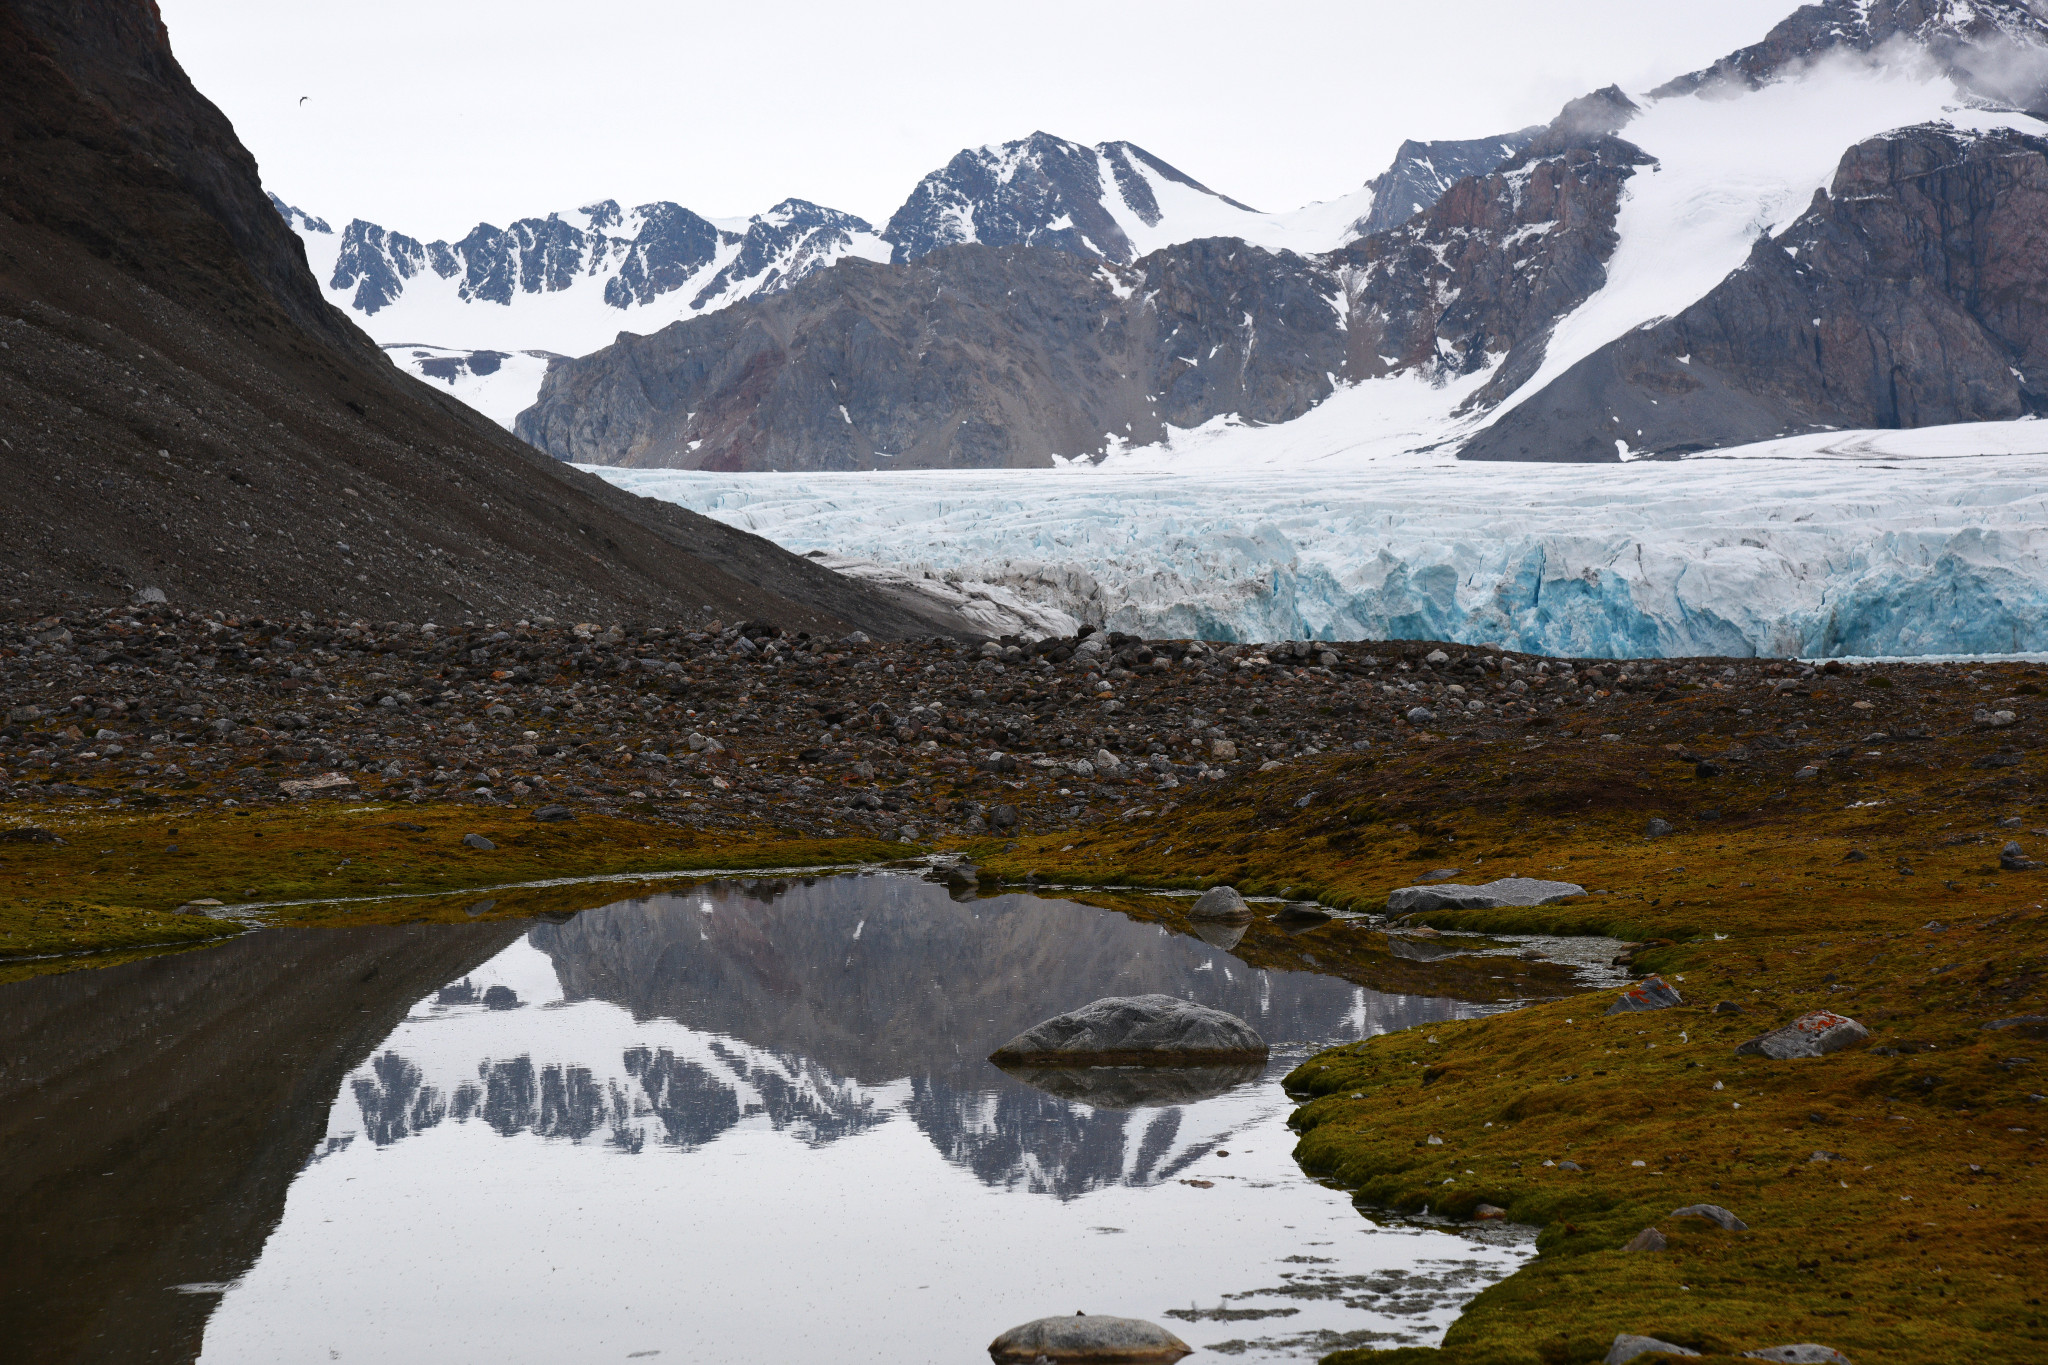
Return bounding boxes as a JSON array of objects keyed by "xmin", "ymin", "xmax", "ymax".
[{"xmin": 160, "ymin": 0, "xmax": 1795, "ymax": 239}]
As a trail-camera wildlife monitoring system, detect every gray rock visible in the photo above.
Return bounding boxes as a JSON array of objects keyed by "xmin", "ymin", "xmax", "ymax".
[
  {"xmin": 1606, "ymin": 1335, "xmax": 1699, "ymax": 1364},
  {"xmin": 1623, "ymin": 1227, "xmax": 1668, "ymax": 1252},
  {"xmin": 1742, "ymin": 1348, "xmax": 1852, "ymax": 1364},
  {"xmin": 991, "ymin": 804, "xmax": 1018, "ymax": 830},
  {"xmin": 988, "ymin": 1314, "xmax": 1192, "ymax": 1364},
  {"xmin": 1607, "ymin": 974, "xmax": 1684, "ymax": 1015},
  {"xmin": 1646, "ymin": 817, "xmax": 1674, "ymax": 838},
  {"xmin": 1275, "ymin": 901, "xmax": 1331, "ymax": 927},
  {"xmin": 2001, "ymin": 841, "xmax": 2041, "ymax": 871},
  {"xmin": 1386, "ymin": 876, "xmax": 1585, "ymax": 914},
  {"xmin": 1419, "ymin": 867, "xmax": 1462, "ymax": 882},
  {"xmin": 532, "ymin": 805, "xmax": 574, "ymax": 822},
  {"xmin": 462, "ymin": 832, "xmax": 495, "ymax": 851},
  {"xmin": 1734, "ymin": 1010, "xmax": 1870, "ymax": 1060},
  {"xmin": 1670, "ymin": 1203, "xmax": 1748, "ymax": 1231},
  {"xmin": 1406, "ymin": 706, "xmax": 1437, "ymax": 724},
  {"xmin": 1189, "ymin": 885, "xmax": 1251, "ymax": 921},
  {"xmin": 989, "ymin": 995, "xmax": 1268, "ymax": 1066}
]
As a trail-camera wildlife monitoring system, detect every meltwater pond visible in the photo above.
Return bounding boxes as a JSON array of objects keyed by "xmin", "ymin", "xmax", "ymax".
[{"xmin": 0, "ymin": 875, "xmax": 1536, "ymax": 1364}]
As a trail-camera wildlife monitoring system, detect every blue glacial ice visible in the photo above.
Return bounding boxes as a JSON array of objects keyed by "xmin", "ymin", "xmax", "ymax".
[{"xmin": 585, "ymin": 424, "xmax": 2048, "ymax": 659}]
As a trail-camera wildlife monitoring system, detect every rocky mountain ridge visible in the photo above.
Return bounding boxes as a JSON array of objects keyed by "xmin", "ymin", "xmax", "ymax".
[
  {"xmin": 274, "ymin": 127, "xmax": 1542, "ymax": 427},
  {"xmin": 515, "ymin": 2, "xmax": 2048, "ymax": 467},
  {"xmin": 514, "ymin": 90, "xmax": 1653, "ymax": 470}
]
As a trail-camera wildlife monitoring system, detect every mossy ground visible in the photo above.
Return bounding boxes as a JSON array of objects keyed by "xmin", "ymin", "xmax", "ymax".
[
  {"xmin": 0, "ymin": 799, "xmax": 904, "ymax": 960},
  {"xmin": 8, "ymin": 670, "xmax": 2046, "ymax": 1362},
  {"xmin": 970, "ymin": 715, "xmax": 2048, "ymax": 1364}
]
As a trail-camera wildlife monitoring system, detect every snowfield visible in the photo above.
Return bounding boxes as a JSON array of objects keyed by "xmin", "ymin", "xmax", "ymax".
[{"xmin": 589, "ymin": 420, "xmax": 2048, "ymax": 659}]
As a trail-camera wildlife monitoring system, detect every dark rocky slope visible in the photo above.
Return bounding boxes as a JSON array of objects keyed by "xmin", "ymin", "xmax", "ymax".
[
  {"xmin": 0, "ymin": 0, "xmax": 963, "ymax": 635},
  {"xmin": 1462, "ymin": 124, "xmax": 2048, "ymax": 461},
  {"xmin": 1348, "ymin": 126, "xmax": 1545, "ymax": 238},
  {"xmin": 518, "ymin": 93, "xmax": 1648, "ymax": 471}
]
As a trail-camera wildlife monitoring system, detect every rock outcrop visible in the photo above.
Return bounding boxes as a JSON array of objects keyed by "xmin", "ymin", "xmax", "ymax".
[
  {"xmin": 1461, "ymin": 124, "xmax": 2048, "ymax": 461},
  {"xmin": 988, "ymin": 995, "xmax": 1269, "ymax": 1066},
  {"xmin": 1348, "ymin": 127, "xmax": 1546, "ymax": 238}
]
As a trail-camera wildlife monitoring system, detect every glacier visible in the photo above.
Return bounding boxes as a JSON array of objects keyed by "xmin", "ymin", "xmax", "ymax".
[{"xmin": 588, "ymin": 420, "xmax": 2048, "ymax": 659}]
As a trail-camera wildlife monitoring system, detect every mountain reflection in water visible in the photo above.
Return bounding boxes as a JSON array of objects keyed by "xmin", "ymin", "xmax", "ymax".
[
  {"xmin": 339, "ymin": 873, "xmax": 1465, "ymax": 1199},
  {"xmin": 185, "ymin": 876, "xmax": 1531, "ymax": 1365}
]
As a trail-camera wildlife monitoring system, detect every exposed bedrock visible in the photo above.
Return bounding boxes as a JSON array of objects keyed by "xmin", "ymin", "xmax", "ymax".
[{"xmin": 1464, "ymin": 124, "xmax": 2048, "ymax": 461}]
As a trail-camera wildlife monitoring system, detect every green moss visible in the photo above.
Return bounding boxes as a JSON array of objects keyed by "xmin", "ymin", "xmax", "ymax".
[
  {"xmin": 970, "ymin": 710, "xmax": 2048, "ymax": 1363},
  {"xmin": 0, "ymin": 802, "xmax": 907, "ymax": 963}
]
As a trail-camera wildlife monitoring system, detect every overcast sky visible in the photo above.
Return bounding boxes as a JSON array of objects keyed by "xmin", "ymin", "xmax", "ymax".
[{"xmin": 160, "ymin": 0, "xmax": 1795, "ymax": 238}]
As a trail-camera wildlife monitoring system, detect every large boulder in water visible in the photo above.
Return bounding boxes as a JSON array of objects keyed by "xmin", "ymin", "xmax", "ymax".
[
  {"xmin": 988, "ymin": 995, "xmax": 1268, "ymax": 1066},
  {"xmin": 1188, "ymin": 884, "xmax": 1251, "ymax": 920},
  {"xmin": 989, "ymin": 1314, "xmax": 1192, "ymax": 1363},
  {"xmin": 1386, "ymin": 876, "xmax": 1584, "ymax": 914}
]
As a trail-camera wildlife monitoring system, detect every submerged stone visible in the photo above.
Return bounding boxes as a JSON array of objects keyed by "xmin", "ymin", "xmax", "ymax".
[
  {"xmin": 1386, "ymin": 876, "xmax": 1584, "ymax": 914},
  {"xmin": 989, "ymin": 1314, "xmax": 1192, "ymax": 1364},
  {"xmin": 1734, "ymin": 1011, "xmax": 1869, "ymax": 1060},
  {"xmin": 988, "ymin": 995, "xmax": 1268, "ymax": 1066}
]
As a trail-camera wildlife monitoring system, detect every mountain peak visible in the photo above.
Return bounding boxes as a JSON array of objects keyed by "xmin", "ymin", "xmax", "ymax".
[
  {"xmin": 882, "ymin": 131, "xmax": 1259, "ymax": 265},
  {"xmin": 1652, "ymin": 0, "xmax": 2048, "ymax": 102}
]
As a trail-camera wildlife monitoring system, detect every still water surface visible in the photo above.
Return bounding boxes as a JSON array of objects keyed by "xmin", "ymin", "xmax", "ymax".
[{"xmin": 3, "ymin": 874, "xmax": 1537, "ymax": 1363}]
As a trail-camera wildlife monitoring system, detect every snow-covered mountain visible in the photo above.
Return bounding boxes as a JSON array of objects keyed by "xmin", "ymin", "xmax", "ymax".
[
  {"xmin": 518, "ymin": 0, "xmax": 2048, "ymax": 472},
  {"xmin": 274, "ymin": 192, "xmax": 890, "ymax": 425},
  {"xmin": 276, "ymin": 129, "xmax": 1543, "ymax": 428}
]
